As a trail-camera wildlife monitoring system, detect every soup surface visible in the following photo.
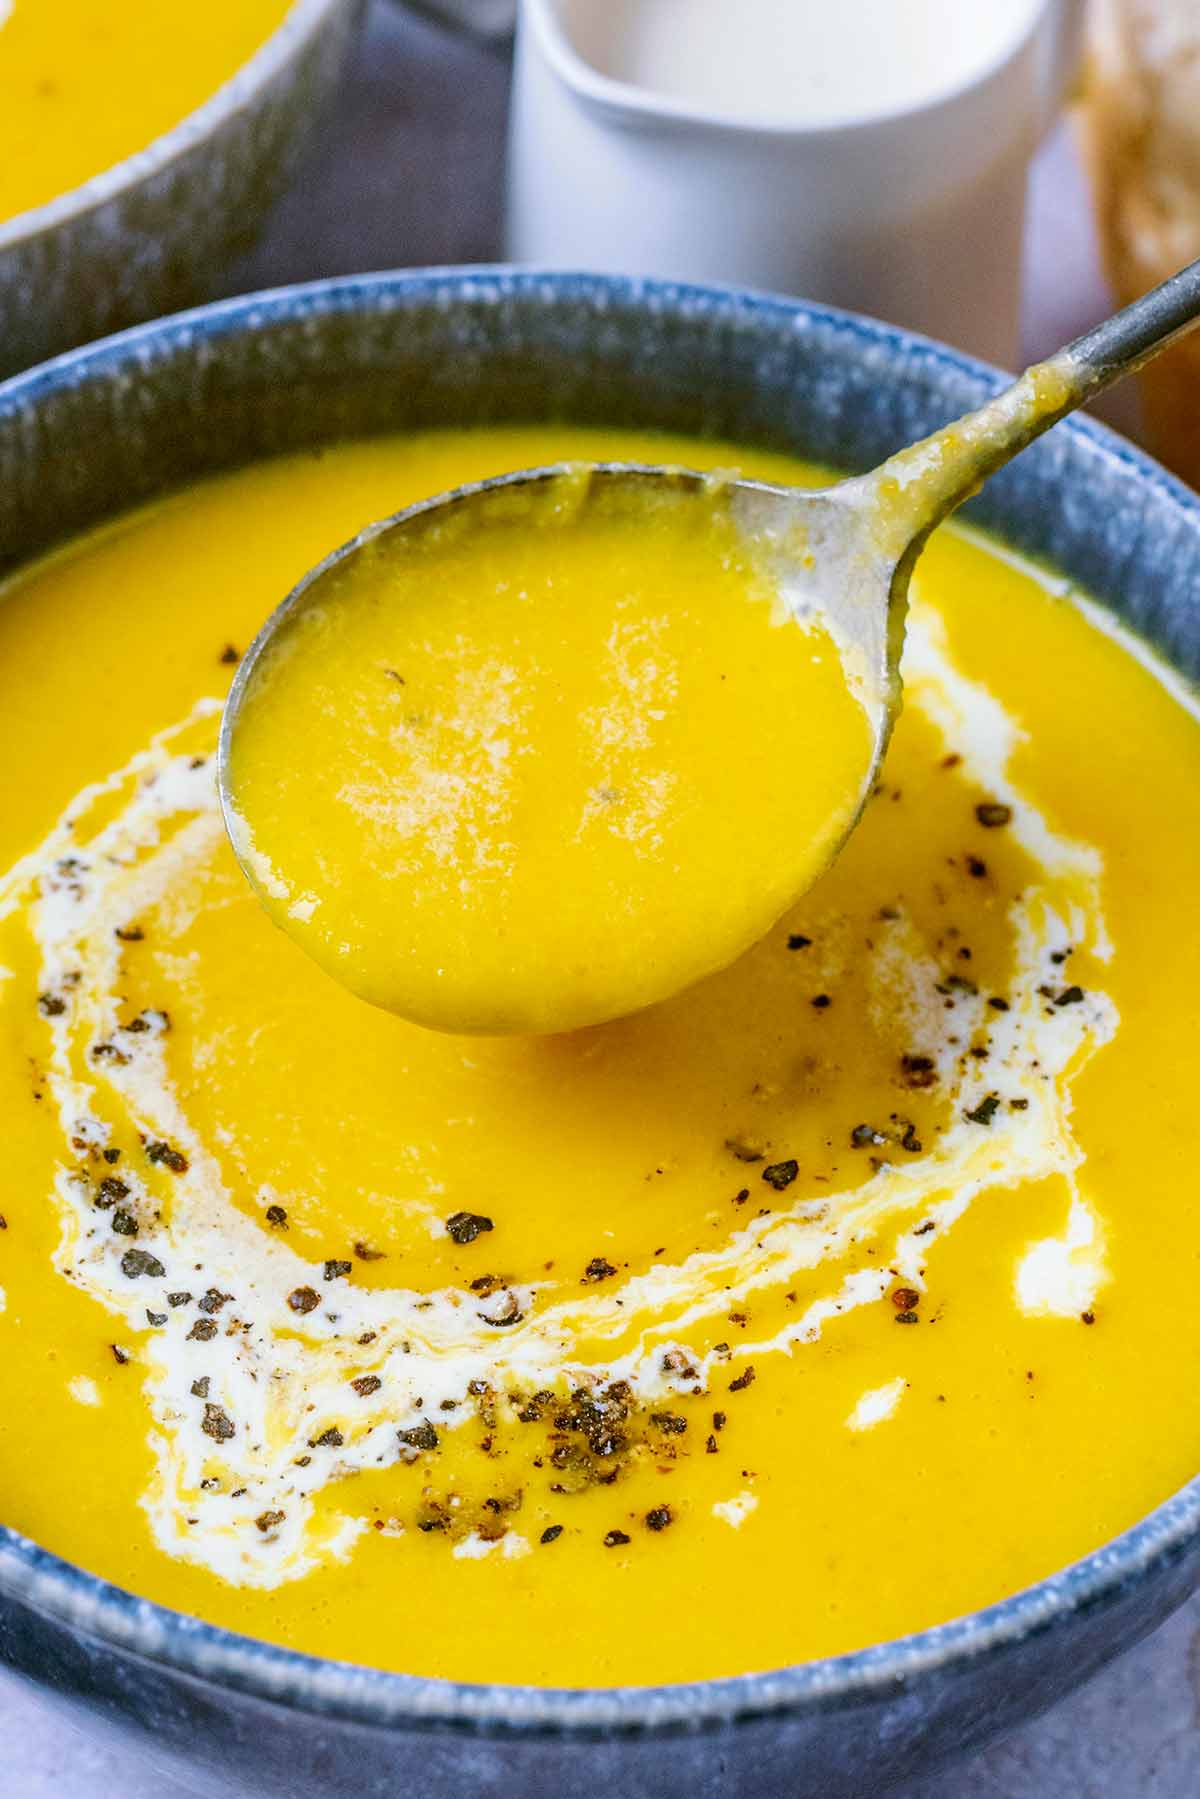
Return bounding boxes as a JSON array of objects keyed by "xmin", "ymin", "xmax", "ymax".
[
  {"xmin": 0, "ymin": 0, "xmax": 292, "ymax": 225},
  {"xmin": 1, "ymin": 426, "xmax": 1199, "ymax": 1688}
]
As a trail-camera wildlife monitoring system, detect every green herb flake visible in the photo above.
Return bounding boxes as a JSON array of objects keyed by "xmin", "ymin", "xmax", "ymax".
[{"xmin": 965, "ymin": 1095, "xmax": 1001, "ymax": 1127}]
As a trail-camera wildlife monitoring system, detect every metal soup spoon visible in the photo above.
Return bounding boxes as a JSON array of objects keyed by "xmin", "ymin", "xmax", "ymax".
[{"xmin": 219, "ymin": 258, "xmax": 1200, "ymax": 1025}]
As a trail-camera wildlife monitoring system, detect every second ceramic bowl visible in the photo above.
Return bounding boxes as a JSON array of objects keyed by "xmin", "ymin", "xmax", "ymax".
[{"xmin": 0, "ymin": 0, "xmax": 363, "ymax": 381}]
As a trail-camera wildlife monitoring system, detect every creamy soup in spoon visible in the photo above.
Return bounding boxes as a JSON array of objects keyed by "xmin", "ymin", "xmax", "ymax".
[{"xmin": 224, "ymin": 474, "xmax": 876, "ymax": 1034}]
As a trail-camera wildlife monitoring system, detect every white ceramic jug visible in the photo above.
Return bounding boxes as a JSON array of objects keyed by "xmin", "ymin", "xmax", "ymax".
[{"xmin": 506, "ymin": 0, "xmax": 1085, "ymax": 368}]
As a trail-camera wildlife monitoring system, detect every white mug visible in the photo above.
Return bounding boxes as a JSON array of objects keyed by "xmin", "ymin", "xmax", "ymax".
[{"xmin": 505, "ymin": 0, "xmax": 1084, "ymax": 368}]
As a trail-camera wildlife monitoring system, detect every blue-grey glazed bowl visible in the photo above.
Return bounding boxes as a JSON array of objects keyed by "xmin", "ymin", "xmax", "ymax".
[
  {"xmin": 1, "ymin": 269, "xmax": 1199, "ymax": 1799},
  {"xmin": 0, "ymin": 0, "xmax": 363, "ymax": 382}
]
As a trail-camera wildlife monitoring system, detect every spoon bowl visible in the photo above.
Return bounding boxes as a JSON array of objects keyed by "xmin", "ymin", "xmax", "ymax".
[{"xmin": 219, "ymin": 459, "xmax": 884, "ymax": 1032}]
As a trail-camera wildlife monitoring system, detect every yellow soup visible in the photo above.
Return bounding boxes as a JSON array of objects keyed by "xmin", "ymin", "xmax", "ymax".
[
  {"xmin": 225, "ymin": 476, "xmax": 875, "ymax": 1033},
  {"xmin": 0, "ymin": 0, "xmax": 292, "ymax": 224},
  {"xmin": 2, "ymin": 425, "xmax": 1200, "ymax": 1689}
]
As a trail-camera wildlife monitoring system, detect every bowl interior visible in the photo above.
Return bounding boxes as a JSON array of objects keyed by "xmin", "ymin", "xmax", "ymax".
[{"xmin": 0, "ymin": 269, "xmax": 1199, "ymax": 1738}]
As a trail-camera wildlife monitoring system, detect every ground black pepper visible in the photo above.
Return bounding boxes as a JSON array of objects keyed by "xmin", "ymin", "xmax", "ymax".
[
  {"xmin": 446, "ymin": 1211, "xmax": 493, "ymax": 1244},
  {"xmin": 145, "ymin": 1139, "xmax": 188, "ymax": 1173},
  {"xmin": 900, "ymin": 1054, "xmax": 937, "ymax": 1089},
  {"xmin": 202, "ymin": 1403, "xmax": 235, "ymax": 1442},
  {"xmin": 120, "ymin": 1248, "xmax": 164, "ymax": 1279},
  {"xmin": 398, "ymin": 1421, "xmax": 439, "ymax": 1453}
]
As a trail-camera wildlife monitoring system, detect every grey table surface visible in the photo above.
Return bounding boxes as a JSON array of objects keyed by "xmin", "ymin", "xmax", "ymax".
[{"xmin": 0, "ymin": 2, "xmax": 1178, "ymax": 1791}]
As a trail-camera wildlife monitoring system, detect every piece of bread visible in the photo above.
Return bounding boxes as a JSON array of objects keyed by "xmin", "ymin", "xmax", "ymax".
[{"xmin": 1082, "ymin": 0, "xmax": 1200, "ymax": 486}]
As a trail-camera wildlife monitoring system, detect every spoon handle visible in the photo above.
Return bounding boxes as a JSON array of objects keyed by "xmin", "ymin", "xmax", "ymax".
[
  {"xmin": 864, "ymin": 254, "xmax": 1200, "ymax": 565},
  {"xmin": 1068, "ymin": 254, "xmax": 1200, "ymax": 388}
]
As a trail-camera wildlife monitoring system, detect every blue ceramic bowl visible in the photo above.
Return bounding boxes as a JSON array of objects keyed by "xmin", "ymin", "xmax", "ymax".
[{"xmin": 1, "ymin": 269, "xmax": 1198, "ymax": 1798}]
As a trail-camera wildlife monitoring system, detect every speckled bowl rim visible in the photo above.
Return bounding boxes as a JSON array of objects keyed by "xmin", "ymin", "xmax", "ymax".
[
  {"xmin": 2, "ymin": 267, "xmax": 1200, "ymax": 1740},
  {"xmin": 0, "ymin": 0, "xmax": 349, "ymax": 251}
]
